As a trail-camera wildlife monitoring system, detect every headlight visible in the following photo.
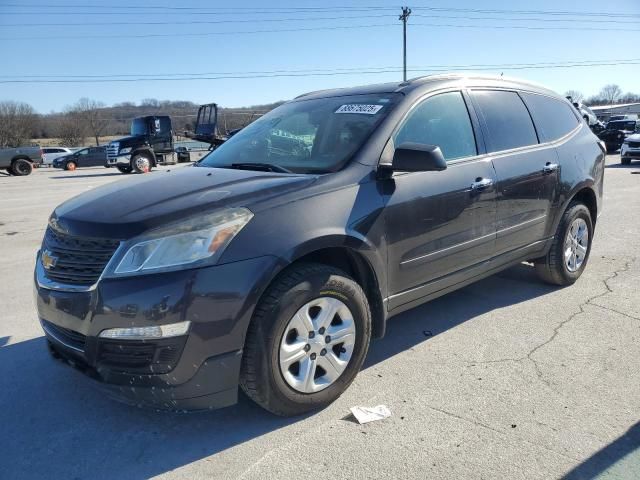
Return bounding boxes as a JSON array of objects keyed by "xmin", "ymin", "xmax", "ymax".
[
  {"xmin": 111, "ymin": 207, "xmax": 253, "ymax": 276},
  {"xmin": 119, "ymin": 147, "xmax": 132, "ymax": 155}
]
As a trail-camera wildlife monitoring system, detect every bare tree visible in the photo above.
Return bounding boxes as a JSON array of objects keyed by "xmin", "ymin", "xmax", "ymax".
[
  {"xmin": 564, "ymin": 90, "xmax": 584, "ymax": 104},
  {"xmin": 599, "ymin": 84, "xmax": 622, "ymax": 105},
  {"xmin": 72, "ymin": 98, "xmax": 109, "ymax": 145},
  {"xmin": 56, "ymin": 109, "xmax": 86, "ymax": 147},
  {"xmin": 0, "ymin": 101, "xmax": 37, "ymax": 147}
]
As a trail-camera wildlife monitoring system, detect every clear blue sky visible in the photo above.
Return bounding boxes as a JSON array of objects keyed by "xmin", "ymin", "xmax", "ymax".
[{"xmin": 1, "ymin": 0, "xmax": 639, "ymax": 113}]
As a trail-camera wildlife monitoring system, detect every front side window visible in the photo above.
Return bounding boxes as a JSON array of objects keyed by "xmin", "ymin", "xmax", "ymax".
[
  {"xmin": 200, "ymin": 93, "xmax": 400, "ymax": 173},
  {"xmin": 131, "ymin": 118, "xmax": 148, "ymax": 136},
  {"xmin": 393, "ymin": 91, "xmax": 477, "ymax": 161},
  {"xmin": 522, "ymin": 93, "xmax": 579, "ymax": 142},
  {"xmin": 471, "ymin": 90, "xmax": 539, "ymax": 152}
]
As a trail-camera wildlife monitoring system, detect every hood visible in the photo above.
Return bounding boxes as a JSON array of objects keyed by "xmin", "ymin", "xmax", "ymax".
[
  {"xmin": 52, "ymin": 166, "xmax": 317, "ymax": 239},
  {"xmin": 625, "ymin": 133, "xmax": 640, "ymax": 142},
  {"xmin": 111, "ymin": 135, "xmax": 146, "ymax": 147}
]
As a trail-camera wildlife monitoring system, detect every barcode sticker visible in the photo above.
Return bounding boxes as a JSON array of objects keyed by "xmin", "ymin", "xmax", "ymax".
[{"xmin": 335, "ymin": 104, "xmax": 384, "ymax": 115}]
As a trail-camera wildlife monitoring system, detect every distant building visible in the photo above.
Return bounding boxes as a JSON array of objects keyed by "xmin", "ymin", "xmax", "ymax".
[{"xmin": 590, "ymin": 103, "xmax": 640, "ymax": 122}]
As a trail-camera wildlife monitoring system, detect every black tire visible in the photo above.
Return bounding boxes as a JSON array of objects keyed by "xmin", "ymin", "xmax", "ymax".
[
  {"xmin": 621, "ymin": 157, "xmax": 631, "ymax": 165},
  {"xmin": 605, "ymin": 144, "xmax": 614, "ymax": 153},
  {"xmin": 131, "ymin": 153, "xmax": 153, "ymax": 173},
  {"xmin": 116, "ymin": 165, "xmax": 133, "ymax": 174},
  {"xmin": 10, "ymin": 158, "xmax": 33, "ymax": 176},
  {"xmin": 65, "ymin": 161, "xmax": 77, "ymax": 171},
  {"xmin": 534, "ymin": 202, "xmax": 593, "ymax": 286},
  {"xmin": 240, "ymin": 263, "xmax": 371, "ymax": 416}
]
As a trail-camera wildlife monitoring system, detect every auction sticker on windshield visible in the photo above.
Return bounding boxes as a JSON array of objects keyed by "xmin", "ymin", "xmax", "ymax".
[{"xmin": 335, "ymin": 104, "xmax": 384, "ymax": 114}]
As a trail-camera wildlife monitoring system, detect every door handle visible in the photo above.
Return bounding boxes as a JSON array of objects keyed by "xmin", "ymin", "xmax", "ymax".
[
  {"xmin": 543, "ymin": 162, "xmax": 559, "ymax": 174},
  {"xmin": 470, "ymin": 177, "xmax": 493, "ymax": 191}
]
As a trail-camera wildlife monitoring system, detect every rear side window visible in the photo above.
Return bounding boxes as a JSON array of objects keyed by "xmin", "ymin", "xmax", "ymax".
[
  {"xmin": 522, "ymin": 93, "xmax": 579, "ymax": 142},
  {"xmin": 394, "ymin": 91, "xmax": 477, "ymax": 161},
  {"xmin": 471, "ymin": 90, "xmax": 538, "ymax": 152}
]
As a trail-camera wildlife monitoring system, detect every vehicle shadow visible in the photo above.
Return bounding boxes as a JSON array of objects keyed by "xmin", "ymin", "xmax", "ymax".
[
  {"xmin": 50, "ymin": 172, "xmax": 127, "ymax": 179},
  {"xmin": 605, "ymin": 162, "xmax": 640, "ymax": 169},
  {"xmin": 562, "ymin": 421, "xmax": 640, "ymax": 480},
  {"xmin": 0, "ymin": 263, "xmax": 557, "ymax": 479}
]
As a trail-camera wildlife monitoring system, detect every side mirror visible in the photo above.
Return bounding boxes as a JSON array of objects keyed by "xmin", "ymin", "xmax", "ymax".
[{"xmin": 391, "ymin": 143, "xmax": 447, "ymax": 172}]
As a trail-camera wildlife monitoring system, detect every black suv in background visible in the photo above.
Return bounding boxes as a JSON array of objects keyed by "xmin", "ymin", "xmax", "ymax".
[
  {"xmin": 598, "ymin": 119, "xmax": 640, "ymax": 152},
  {"xmin": 35, "ymin": 75, "xmax": 604, "ymax": 416}
]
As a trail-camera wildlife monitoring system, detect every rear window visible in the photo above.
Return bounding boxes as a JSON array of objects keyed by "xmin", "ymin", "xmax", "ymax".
[
  {"xmin": 607, "ymin": 121, "xmax": 637, "ymax": 131},
  {"xmin": 522, "ymin": 93, "xmax": 579, "ymax": 142},
  {"xmin": 471, "ymin": 90, "xmax": 539, "ymax": 152}
]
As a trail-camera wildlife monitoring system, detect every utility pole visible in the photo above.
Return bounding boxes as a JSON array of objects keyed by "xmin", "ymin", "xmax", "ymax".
[{"xmin": 399, "ymin": 6, "xmax": 412, "ymax": 81}]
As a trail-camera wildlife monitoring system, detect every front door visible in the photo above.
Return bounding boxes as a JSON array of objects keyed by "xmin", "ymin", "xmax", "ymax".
[{"xmin": 382, "ymin": 91, "xmax": 497, "ymax": 310}]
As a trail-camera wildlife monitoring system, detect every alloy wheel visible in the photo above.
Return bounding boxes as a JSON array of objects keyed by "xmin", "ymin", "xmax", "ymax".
[
  {"xmin": 564, "ymin": 218, "xmax": 589, "ymax": 272},
  {"xmin": 279, "ymin": 297, "xmax": 356, "ymax": 393}
]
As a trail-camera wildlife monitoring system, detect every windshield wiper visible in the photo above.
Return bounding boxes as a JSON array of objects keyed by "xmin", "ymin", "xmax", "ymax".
[{"xmin": 230, "ymin": 162, "xmax": 293, "ymax": 173}]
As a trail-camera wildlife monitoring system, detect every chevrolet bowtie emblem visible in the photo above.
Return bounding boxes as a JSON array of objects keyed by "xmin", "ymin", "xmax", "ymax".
[{"xmin": 41, "ymin": 250, "xmax": 58, "ymax": 270}]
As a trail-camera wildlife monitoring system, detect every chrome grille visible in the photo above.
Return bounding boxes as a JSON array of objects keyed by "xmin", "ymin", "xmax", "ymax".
[{"xmin": 106, "ymin": 141, "xmax": 119, "ymax": 161}]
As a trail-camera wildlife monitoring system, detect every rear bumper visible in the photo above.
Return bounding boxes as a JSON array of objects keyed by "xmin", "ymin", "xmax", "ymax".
[{"xmin": 35, "ymin": 255, "xmax": 283, "ymax": 410}]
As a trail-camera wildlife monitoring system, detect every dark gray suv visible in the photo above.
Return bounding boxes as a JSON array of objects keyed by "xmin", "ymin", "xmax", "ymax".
[{"xmin": 35, "ymin": 74, "xmax": 604, "ymax": 416}]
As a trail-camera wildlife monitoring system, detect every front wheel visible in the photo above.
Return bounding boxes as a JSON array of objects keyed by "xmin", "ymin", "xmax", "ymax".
[
  {"xmin": 240, "ymin": 263, "xmax": 371, "ymax": 416},
  {"xmin": 65, "ymin": 161, "xmax": 77, "ymax": 171},
  {"xmin": 535, "ymin": 202, "xmax": 593, "ymax": 285},
  {"xmin": 116, "ymin": 165, "xmax": 132, "ymax": 174},
  {"xmin": 132, "ymin": 153, "xmax": 153, "ymax": 173}
]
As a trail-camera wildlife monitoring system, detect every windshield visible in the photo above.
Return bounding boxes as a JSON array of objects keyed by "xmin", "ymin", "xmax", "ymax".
[
  {"xmin": 131, "ymin": 118, "xmax": 148, "ymax": 136},
  {"xmin": 607, "ymin": 121, "xmax": 636, "ymax": 131},
  {"xmin": 199, "ymin": 93, "xmax": 400, "ymax": 174}
]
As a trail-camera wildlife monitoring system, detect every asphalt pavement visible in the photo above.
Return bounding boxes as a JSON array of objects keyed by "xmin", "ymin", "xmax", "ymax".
[{"xmin": 0, "ymin": 157, "xmax": 638, "ymax": 480}]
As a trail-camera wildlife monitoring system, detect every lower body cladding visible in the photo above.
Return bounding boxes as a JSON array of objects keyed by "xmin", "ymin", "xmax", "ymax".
[{"xmin": 35, "ymin": 255, "xmax": 282, "ymax": 411}]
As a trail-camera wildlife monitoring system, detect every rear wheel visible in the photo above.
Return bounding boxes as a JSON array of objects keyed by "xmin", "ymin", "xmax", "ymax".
[
  {"xmin": 10, "ymin": 158, "xmax": 33, "ymax": 176},
  {"xmin": 132, "ymin": 153, "xmax": 153, "ymax": 173},
  {"xmin": 534, "ymin": 202, "xmax": 593, "ymax": 286},
  {"xmin": 240, "ymin": 263, "xmax": 371, "ymax": 416},
  {"xmin": 116, "ymin": 165, "xmax": 132, "ymax": 174}
]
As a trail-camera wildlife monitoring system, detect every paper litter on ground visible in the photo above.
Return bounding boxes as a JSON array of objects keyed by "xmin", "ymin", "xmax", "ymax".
[{"xmin": 349, "ymin": 405, "xmax": 392, "ymax": 424}]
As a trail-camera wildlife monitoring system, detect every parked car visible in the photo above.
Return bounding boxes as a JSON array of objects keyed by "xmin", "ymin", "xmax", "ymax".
[
  {"xmin": 598, "ymin": 119, "xmax": 640, "ymax": 152},
  {"xmin": 571, "ymin": 101, "xmax": 599, "ymax": 126},
  {"xmin": 0, "ymin": 146, "xmax": 43, "ymax": 175},
  {"xmin": 35, "ymin": 74, "xmax": 604, "ymax": 416},
  {"xmin": 620, "ymin": 133, "xmax": 640, "ymax": 165},
  {"xmin": 42, "ymin": 147, "xmax": 74, "ymax": 166},
  {"xmin": 52, "ymin": 146, "xmax": 107, "ymax": 170}
]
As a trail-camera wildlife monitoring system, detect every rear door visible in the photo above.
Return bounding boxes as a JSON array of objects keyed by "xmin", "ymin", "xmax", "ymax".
[
  {"xmin": 383, "ymin": 91, "xmax": 497, "ymax": 309},
  {"xmin": 469, "ymin": 89, "xmax": 559, "ymax": 255}
]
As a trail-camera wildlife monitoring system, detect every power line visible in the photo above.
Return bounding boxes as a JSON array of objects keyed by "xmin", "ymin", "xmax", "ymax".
[
  {"xmin": 0, "ymin": 23, "xmax": 398, "ymax": 40},
  {"xmin": 2, "ymin": 4, "xmax": 638, "ymax": 18},
  {"xmin": 0, "ymin": 13, "xmax": 393, "ymax": 27},
  {"xmin": 4, "ymin": 58, "xmax": 639, "ymax": 79},
  {"xmin": 2, "ymin": 60, "xmax": 639, "ymax": 84},
  {"xmin": 3, "ymin": 20, "xmax": 639, "ymax": 41}
]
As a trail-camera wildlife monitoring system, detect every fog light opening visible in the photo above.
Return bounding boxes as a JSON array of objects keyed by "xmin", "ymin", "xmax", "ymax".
[{"xmin": 98, "ymin": 321, "xmax": 191, "ymax": 340}]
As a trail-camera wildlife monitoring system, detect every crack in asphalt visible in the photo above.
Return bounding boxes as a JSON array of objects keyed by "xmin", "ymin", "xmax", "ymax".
[
  {"xmin": 465, "ymin": 258, "xmax": 637, "ymax": 387},
  {"xmin": 526, "ymin": 258, "xmax": 637, "ymax": 388}
]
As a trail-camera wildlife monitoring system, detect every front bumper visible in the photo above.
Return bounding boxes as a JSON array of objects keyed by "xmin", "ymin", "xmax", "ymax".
[
  {"xmin": 35, "ymin": 255, "xmax": 282, "ymax": 410},
  {"xmin": 106, "ymin": 154, "xmax": 131, "ymax": 166},
  {"xmin": 621, "ymin": 145, "xmax": 640, "ymax": 159}
]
